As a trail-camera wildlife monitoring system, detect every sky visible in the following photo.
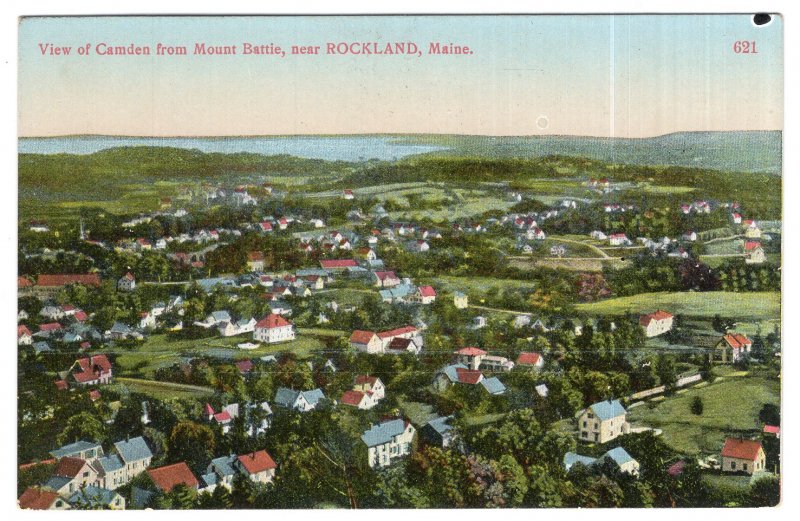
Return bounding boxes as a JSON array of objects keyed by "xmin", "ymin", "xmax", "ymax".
[{"xmin": 18, "ymin": 15, "xmax": 783, "ymax": 138}]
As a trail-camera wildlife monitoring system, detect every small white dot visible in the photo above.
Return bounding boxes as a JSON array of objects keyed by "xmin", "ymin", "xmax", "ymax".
[{"xmin": 536, "ymin": 116, "xmax": 549, "ymax": 130}]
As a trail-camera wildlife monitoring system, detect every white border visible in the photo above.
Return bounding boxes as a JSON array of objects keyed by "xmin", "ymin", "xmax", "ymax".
[{"xmin": 1, "ymin": 1, "xmax": 796, "ymax": 520}]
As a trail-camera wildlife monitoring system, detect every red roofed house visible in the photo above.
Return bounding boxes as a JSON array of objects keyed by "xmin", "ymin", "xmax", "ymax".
[
  {"xmin": 247, "ymin": 251, "xmax": 265, "ymax": 272},
  {"xmin": 38, "ymin": 322, "xmax": 63, "ymax": 335},
  {"xmin": 763, "ymin": 425, "xmax": 780, "ymax": 438},
  {"xmin": 516, "ymin": 351, "xmax": 544, "ymax": 369},
  {"xmin": 387, "ymin": 337, "xmax": 422, "ymax": 355},
  {"xmin": 349, "ymin": 330, "xmax": 382, "ymax": 354},
  {"xmin": 18, "ymin": 487, "xmax": 70, "ymax": 510},
  {"xmin": 715, "ymin": 333, "xmax": 753, "ymax": 363},
  {"xmin": 353, "ymin": 375, "xmax": 386, "ymax": 400},
  {"xmin": 147, "ymin": 462, "xmax": 199, "ymax": 492},
  {"xmin": 259, "ymin": 221, "xmax": 273, "ymax": 233},
  {"xmin": 235, "ymin": 451, "xmax": 277, "ymax": 484},
  {"xmin": 372, "ymin": 271, "xmax": 401, "ymax": 288},
  {"xmin": 455, "ymin": 347, "xmax": 487, "ymax": 370},
  {"xmin": 342, "ymin": 189, "xmax": 355, "ymax": 200},
  {"xmin": 455, "ymin": 367, "xmax": 484, "ymax": 385},
  {"xmin": 639, "ymin": 310, "xmax": 674, "ymax": 338},
  {"xmin": 18, "ymin": 325, "xmax": 32, "ymax": 346},
  {"xmin": 235, "ymin": 360, "xmax": 254, "ymax": 374},
  {"xmin": 721, "ymin": 438, "xmax": 766, "ymax": 475},
  {"xmin": 253, "ymin": 314, "xmax": 295, "ymax": 344},
  {"xmin": 377, "ymin": 325, "xmax": 419, "ymax": 350},
  {"xmin": 341, "ymin": 390, "xmax": 377, "ymax": 410},
  {"xmin": 744, "ymin": 241, "xmax": 766, "ymax": 264},
  {"xmin": 33, "ymin": 274, "xmax": 102, "ymax": 298},
  {"xmin": 68, "ymin": 354, "xmax": 113, "ymax": 386},
  {"xmin": 47, "ymin": 456, "xmax": 98, "ymax": 495},
  {"xmin": 319, "ymin": 259, "xmax": 358, "ymax": 270},
  {"xmin": 413, "ymin": 285, "xmax": 437, "ymax": 305},
  {"xmin": 608, "ymin": 233, "xmax": 631, "ymax": 246}
]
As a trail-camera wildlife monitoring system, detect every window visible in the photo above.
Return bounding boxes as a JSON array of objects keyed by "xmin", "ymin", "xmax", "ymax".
[
  {"xmin": 744, "ymin": 464, "xmax": 748, "ymax": 472},
  {"xmin": 731, "ymin": 462, "xmax": 736, "ymax": 469},
  {"xmin": 582, "ymin": 421, "xmax": 587, "ymax": 428}
]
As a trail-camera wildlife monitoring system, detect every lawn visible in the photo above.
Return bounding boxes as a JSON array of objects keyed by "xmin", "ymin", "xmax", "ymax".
[
  {"xmin": 433, "ymin": 275, "xmax": 539, "ymax": 295},
  {"xmin": 114, "ymin": 377, "xmax": 214, "ymax": 400},
  {"xmin": 575, "ymin": 291, "xmax": 780, "ymax": 320},
  {"xmin": 627, "ymin": 372, "xmax": 780, "ymax": 455},
  {"xmin": 398, "ymin": 398, "xmax": 437, "ymax": 426},
  {"xmin": 112, "ymin": 333, "xmax": 326, "ymax": 377}
]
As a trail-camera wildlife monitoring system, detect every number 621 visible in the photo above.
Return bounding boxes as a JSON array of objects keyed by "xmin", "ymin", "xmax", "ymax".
[{"xmin": 733, "ymin": 40, "xmax": 758, "ymax": 53}]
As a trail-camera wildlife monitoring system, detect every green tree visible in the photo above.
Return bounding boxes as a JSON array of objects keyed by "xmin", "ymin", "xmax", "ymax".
[
  {"xmin": 690, "ymin": 396, "xmax": 704, "ymax": 415},
  {"xmin": 168, "ymin": 420, "xmax": 216, "ymax": 472},
  {"xmin": 57, "ymin": 411, "xmax": 106, "ymax": 446},
  {"xmin": 749, "ymin": 475, "xmax": 780, "ymax": 507}
]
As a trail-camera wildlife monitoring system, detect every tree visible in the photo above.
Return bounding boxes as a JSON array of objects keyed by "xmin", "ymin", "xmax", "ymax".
[
  {"xmin": 168, "ymin": 420, "xmax": 216, "ymax": 472},
  {"xmin": 57, "ymin": 411, "xmax": 106, "ymax": 446},
  {"xmin": 759, "ymin": 403, "xmax": 780, "ymax": 427},
  {"xmin": 656, "ymin": 354, "xmax": 677, "ymax": 390},
  {"xmin": 749, "ymin": 475, "xmax": 780, "ymax": 507},
  {"xmin": 690, "ymin": 396, "xmax": 704, "ymax": 415}
]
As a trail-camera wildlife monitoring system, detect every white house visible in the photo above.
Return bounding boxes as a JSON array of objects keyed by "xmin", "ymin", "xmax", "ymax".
[
  {"xmin": 253, "ymin": 314, "xmax": 295, "ymax": 343},
  {"xmin": 608, "ymin": 233, "xmax": 631, "ymax": 246},
  {"xmin": 361, "ymin": 419, "xmax": 416, "ymax": 469},
  {"xmin": 639, "ymin": 310, "xmax": 674, "ymax": 337},
  {"xmin": 117, "ymin": 272, "xmax": 136, "ymax": 291},
  {"xmin": 577, "ymin": 399, "xmax": 630, "ymax": 444}
]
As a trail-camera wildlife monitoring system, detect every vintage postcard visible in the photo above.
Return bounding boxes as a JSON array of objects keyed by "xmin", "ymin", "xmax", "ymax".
[{"xmin": 17, "ymin": 14, "xmax": 782, "ymax": 509}]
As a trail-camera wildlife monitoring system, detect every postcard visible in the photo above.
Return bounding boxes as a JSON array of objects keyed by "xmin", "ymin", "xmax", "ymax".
[{"xmin": 17, "ymin": 14, "xmax": 782, "ymax": 510}]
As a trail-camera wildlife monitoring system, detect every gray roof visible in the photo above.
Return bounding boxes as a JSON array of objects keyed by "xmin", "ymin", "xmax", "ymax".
[
  {"xmin": 425, "ymin": 415, "xmax": 454, "ymax": 436},
  {"xmin": 603, "ymin": 447, "xmax": 636, "ymax": 466},
  {"xmin": 114, "ymin": 436, "xmax": 152, "ymax": 463},
  {"xmin": 274, "ymin": 387, "xmax": 300, "ymax": 408},
  {"xmin": 210, "ymin": 310, "xmax": 232, "ymax": 323},
  {"xmin": 44, "ymin": 476, "xmax": 72, "ymax": 492},
  {"xmin": 201, "ymin": 472, "xmax": 218, "ymax": 488},
  {"xmin": 209, "ymin": 455, "xmax": 237, "ymax": 477},
  {"xmin": 361, "ymin": 419, "xmax": 409, "ymax": 447},
  {"xmin": 96, "ymin": 454, "xmax": 124, "ymax": 473},
  {"xmin": 301, "ymin": 388, "xmax": 325, "ymax": 406},
  {"xmin": 50, "ymin": 440, "xmax": 101, "ymax": 459},
  {"xmin": 439, "ymin": 363, "xmax": 469, "ymax": 383},
  {"xmin": 68, "ymin": 486, "xmax": 119, "ymax": 507},
  {"xmin": 131, "ymin": 487, "xmax": 156, "ymax": 509},
  {"xmin": 563, "ymin": 452, "xmax": 598, "ymax": 471},
  {"xmin": 33, "ymin": 341, "xmax": 52, "ymax": 353},
  {"xmin": 109, "ymin": 321, "xmax": 132, "ymax": 334},
  {"xmin": 480, "ymin": 377, "xmax": 507, "ymax": 395},
  {"xmin": 588, "ymin": 399, "xmax": 627, "ymax": 421}
]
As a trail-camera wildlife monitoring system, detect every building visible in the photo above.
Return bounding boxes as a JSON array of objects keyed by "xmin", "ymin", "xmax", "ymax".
[
  {"xmin": 253, "ymin": 313, "xmax": 295, "ymax": 343},
  {"xmin": 563, "ymin": 447, "xmax": 640, "ymax": 477},
  {"xmin": 44, "ymin": 457, "xmax": 98, "ymax": 496},
  {"xmin": 453, "ymin": 291, "xmax": 468, "ymax": 309},
  {"xmin": 117, "ymin": 272, "xmax": 136, "ymax": 292},
  {"xmin": 413, "ymin": 285, "xmax": 437, "ymax": 304},
  {"xmin": 455, "ymin": 347, "xmax": 487, "ymax": 370},
  {"xmin": 18, "ymin": 325, "xmax": 33, "ymax": 345},
  {"xmin": 274, "ymin": 387, "xmax": 325, "ymax": 412},
  {"xmin": 608, "ymin": 233, "xmax": 631, "ymax": 246},
  {"xmin": 361, "ymin": 419, "xmax": 416, "ymax": 469},
  {"xmin": 67, "ymin": 354, "xmax": 113, "ymax": 386},
  {"xmin": 420, "ymin": 416, "xmax": 457, "ymax": 449},
  {"xmin": 744, "ymin": 241, "xmax": 766, "ymax": 264},
  {"xmin": 246, "ymin": 251, "xmax": 265, "ymax": 272},
  {"xmin": 18, "ymin": 488, "xmax": 70, "ymax": 510},
  {"xmin": 25, "ymin": 273, "xmax": 102, "ymax": 298},
  {"xmin": 50, "ymin": 441, "xmax": 104, "ymax": 462},
  {"xmin": 373, "ymin": 271, "xmax": 401, "ymax": 288},
  {"xmin": 639, "ymin": 310, "xmax": 674, "ymax": 337},
  {"xmin": 515, "ymin": 351, "xmax": 544, "ymax": 369},
  {"xmin": 577, "ymin": 399, "xmax": 630, "ymax": 444},
  {"xmin": 721, "ymin": 438, "xmax": 766, "ymax": 475},
  {"xmin": 146, "ymin": 462, "xmax": 199, "ymax": 493},
  {"xmin": 715, "ymin": 333, "xmax": 753, "ymax": 363},
  {"xmin": 349, "ymin": 330, "xmax": 383, "ymax": 353},
  {"xmin": 386, "ymin": 336, "xmax": 422, "ymax": 355},
  {"xmin": 68, "ymin": 486, "xmax": 125, "ymax": 510}
]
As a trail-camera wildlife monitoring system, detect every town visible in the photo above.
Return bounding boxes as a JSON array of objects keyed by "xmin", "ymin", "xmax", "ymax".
[{"xmin": 17, "ymin": 148, "xmax": 781, "ymax": 509}]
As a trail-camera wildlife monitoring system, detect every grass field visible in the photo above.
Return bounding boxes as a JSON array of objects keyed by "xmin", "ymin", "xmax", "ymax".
[
  {"xmin": 113, "ymin": 333, "xmax": 325, "ymax": 378},
  {"xmin": 509, "ymin": 257, "xmax": 628, "ymax": 272},
  {"xmin": 114, "ymin": 377, "xmax": 214, "ymax": 400},
  {"xmin": 576, "ymin": 291, "xmax": 780, "ymax": 320},
  {"xmin": 627, "ymin": 371, "xmax": 779, "ymax": 455},
  {"xmin": 432, "ymin": 275, "xmax": 539, "ymax": 295}
]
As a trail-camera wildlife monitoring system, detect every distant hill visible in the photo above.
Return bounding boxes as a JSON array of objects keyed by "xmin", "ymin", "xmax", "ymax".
[{"xmin": 399, "ymin": 131, "xmax": 782, "ymax": 175}]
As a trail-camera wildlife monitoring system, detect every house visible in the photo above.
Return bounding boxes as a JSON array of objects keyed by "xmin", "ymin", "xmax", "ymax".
[
  {"xmin": 340, "ymin": 390, "xmax": 378, "ymax": 410},
  {"xmin": 361, "ymin": 418, "xmax": 416, "ymax": 469},
  {"xmin": 744, "ymin": 224, "xmax": 762, "ymax": 239},
  {"xmin": 715, "ymin": 333, "xmax": 753, "ymax": 363},
  {"xmin": 608, "ymin": 233, "xmax": 631, "ymax": 246},
  {"xmin": 107, "ymin": 321, "xmax": 134, "ymax": 340},
  {"xmin": 744, "ymin": 241, "xmax": 766, "ymax": 264},
  {"xmin": 373, "ymin": 270, "xmax": 401, "ymax": 288},
  {"xmin": 355, "ymin": 247, "xmax": 377, "ymax": 261},
  {"xmin": 253, "ymin": 313, "xmax": 295, "ymax": 343},
  {"xmin": 731, "ymin": 212, "xmax": 743, "ymax": 224},
  {"xmin": 319, "ymin": 259, "xmax": 358, "ymax": 271},
  {"xmin": 354, "ymin": 375, "xmax": 386, "ymax": 400},
  {"xmin": 455, "ymin": 347, "xmax": 487, "ymax": 370},
  {"xmin": 117, "ymin": 272, "xmax": 136, "ymax": 291},
  {"xmin": 68, "ymin": 354, "xmax": 113, "ymax": 386},
  {"xmin": 203, "ymin": 455, "xmax": 237, "ymax": 492},
  {"xmin": 40, "ymin": 304, "xmax": 65, "ymax": 320},
  {"xmin": 527, "ymin": 227, "xmax": 546, "ymax": 240},
  {"xmin": 274, "ymin": 387, "xmax": 326, "ymax": 412},
  {"xmin": 763, "ymin": 425, "xmax": 780, "ymax": 438},
  {"xmin": 564, "ymin": 447, "xmax": 640, "ymax": 477},
  {"xmin": 721, "ymin": 438, "xmax": 766, "ymax": 475},
  {"xmin": 578, "ymin": 399, "xmax": 630, "ymax": 443},
  {"xmin": 420, "ymin": 415, "xmax": 457, "ymax": 448},
  {"xmin": 50, "ymin": 441, "xmax": 104, "ymax": 462},
  {"xmin": 386, "ymin": 336, "xmax": 422, "ymax": 355},
  {"xmin": 18, "ymin": 325, "xmax": 33, "ymax": 345},
  {"xmin": 349, "ymin": 330, "xmax": 382, "ymax": 354},
  {"xmin": 44, "ymin": 456, "xmax": 98, "ymax": 496},
  {"xmin": 259, "ymin": 221, "xmax": 273, "ymax": 233},
  {"xmin": 30, "ymin": 273, "xmax": 102, "ymax": 298},
  {"xmin": 513, "ymin": 314, "xmax": 532, "ymax": 329},
  {"xmin": 247, "ymin": 251, "xmax": 265, "ymax": 272},
  {"xmin": 376, "ymin": 325, "xmax": 420, "ymax": 350},
  {"xmin": 413, "ymin": 285, "xmax": 437, "ymax": 304},
  {"xmin": 138, "ymin": 312, "xmax": 156, "ymax": 329},
  {"xmin": 590, "ymin": 230, "xmax": 608, "ymax": 240},
  {"xmin": 471, "ymin": 316, "xmax": 487, "ymax": 329},
  {"xmin": 409, "ymin": 240, "xmax": 430, "ymax": 252},
  {"xmin": 639, "ymin": 310, "xmax": 674, "ymax": 337},
  {"xmin": 433, "ymin": 363, "xmax": 507, "ymax": 395},
  {"xmin": 682, "ymin": 231, "xmax": 698, "ymax": 242},
  {"xmin": 235, "ymin": 450, "xmax": 277, "ymax": 484},
  {"xmin": 515, "ymin": 351, "xmax": 544, "ymax": 369},
  {"xmin": 453, "ymin": 291, "xmax": 468, "ymax": 309},
  {"xmin": 68, "ymin": 486, "xmax": 125, "ymax": 510},
  {"xmin": 343, "ymin": 189, "xmax": 355, "ymax": 200},
  {"xmin": 18, "ymin": 488, "xmax": 70, "ymax": 510},
  {"xmin": 114, "ymin": 436, "xmax": 153, "ymax": 484},
  {"xmin": 147, "ymin": 462, "xmax": 199, "ymax": 493}
]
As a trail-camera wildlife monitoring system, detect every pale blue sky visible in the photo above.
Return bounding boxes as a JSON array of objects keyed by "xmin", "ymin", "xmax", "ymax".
[{"xmin": 18, "ymin": 15, "xmax": 783, "ymax": 137}]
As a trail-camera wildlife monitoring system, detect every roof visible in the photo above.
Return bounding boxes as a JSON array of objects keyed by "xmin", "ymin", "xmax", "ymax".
[
  {"xmin": 667, "ymin": 460, "xmax": 686, "ymax": 477},
  {"xmin": 319, "ymin": 259, "xmax": 358, "ymax": 269},
  {"xmin": 247, "ymin": 251, "xmax": 265, "ymax": 261},
  {"xmin": 50, "ymin": 441, "xmax": 101, "ymax": 459},
  {"xmin": 39, "ymin": 322, "xmax": 62, "ymax": 332},
  {"xmin": 235, "ymin": 360, "xmax": 254, "ymax": 373},
  {"xmin": 19, "ymin": 488, "xmax": 62, "ymax": 510},
  {"xmin": 377, "ymin": 325, "xmax": 418, "ymax": 339},
  {"xmin": 44, "ymin": 476, "xmax": 73, "ymax": 492},
  {"xmin": 603, "ymin": 447, "xmax": 635, "ymax": 466},
  {"xmin": 349, "ymin": 330, "xmax": 377, "ymax": 344},
  {"xmin": 341, "ymin": 390, "xmax": 367, "ymax": 406},
  {"xmin": 418, "ymin": 285, "xmax": 436, "ymax": 297},
  {"xmin": 67, "ymin": 486, "xmax": 120, "ymax": 507},
  {"xmin": 209, "ymin": 455, "xmax": 237, "ymax": 477},
  {"xmin": 763, "ymin": 425, "xmax": 780, "ymax": 435},
  {"xmin": 722, "ymin": 333, "xmax": 752, "ymax": 349},
  {"xmin": 54, "ymin": 457, "xmax": 87, "ymax": 478},
  {"xmin": 121, "ymin": 272, "xmax": 135, "ymax": 281},
  {"xmin": 237, "ymin": 451, "xmax": 277, "ymax": 474},
  {"xmin": 425, "ymin": 415, "xmax": 455, "ymax": 436},
  {"xmin": 302, "ymin": 388, "xmax": 325, "ymax": 405},
  {"xmin": 114, "ymin": 436, "xmax": 152, "ymax": 463},
  {"xmin": 36, "ymin": 274, "xmax": 101, "ymax": 287},
  {"xmin": 387, "ymin": 337, "xmax": 415, "ymax": 351},
  {"xmin": 147, "ymin": 462, "xmax": 199, "ymax": 492},
  {"xmin": 639, "ymin": 310, "xmax": 674, "ymax": 326},
  {"xmin": 564, "ymin": 452, "xmax": 597, "ymax": 471},
  {"xmin": 745, "ymin": 241, "xmax": 762, "ymax": 251},
  {"xmin": 361, "ymin": 419, "xmax": 409, "ymax": 447},
  {"xmin": 374, "ymin": 270, "xmax": 398, "ymax": 280},
  {"xmin": 96, "ymin": 454, "xmax": 125, "ymax": 473},
  {"xmin": 275, "ymin": 387, "xmax": 301, "ymax": 407},
  {"xmin": 18, "ymin": 325, "xmax": 32, "ymax": 337},
  {"xmin": 516, "ymin": 352, "xmax": 542, "ymax": 365},
  {"xmin": 455, "ymin": 367, "xmax": 483, "ymax": 385},
  {"xmin": 18, "ymin": 276, "xmax": 33, "ymax": 288},
  {"xmin": 355, "ymin": 375, "xmax": 379, "ymax": 386},
  {"xmin": 457, "ymin": 346, "xmax": 487, "ymax": 356},
  {"xmin": 588, "ymin": 399, "xmax": 627, "ymax": 421},
  {"xmin": 255, "ymin": 313, "xmax": 292, "ymax": 329},
  {"xmin": 721, "ymin": 438, "xmax": 763, "ymax": 461},
  {"xmin": 480, "ymin": 377, "xmax": 507, "ymax": 395}
]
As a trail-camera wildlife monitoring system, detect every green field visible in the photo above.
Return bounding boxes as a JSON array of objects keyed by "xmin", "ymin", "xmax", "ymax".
[
  {"xmin": 112, "ymin": 332, "xmax": 326, "ymax": 378},
  {"xmin": 114, "ymin": 377, "xmax": 214, "ymax": 400},
  {"xmin": 628, "ymin": 371, "xmax": 779, "ymax": 455},
  {"xmin": 576, "ymin": 291, "xmax": 780, "ymax": 320},
  {"xmin": 432, "ymin": 275, "xmax": 539, "ymax": 295}
]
